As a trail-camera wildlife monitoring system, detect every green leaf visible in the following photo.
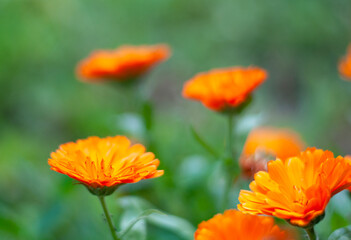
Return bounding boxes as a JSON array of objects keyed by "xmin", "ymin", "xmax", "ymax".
[
  {"xmin": 148, "ymin": 213, "xmax": 196, "ymax": 240},
  {"xmin": 118, "ymin": 209, "xmax": 164, "ymax": 239},
  {"xmin": 190, "ymin": 126, "xmax": 220, "ymax": 158},
  {"xmin": 328, "ymin": 226, "xmax": 351, "ymax": 240},
  {"xmin": 116, "ymin": 196, "xmax": 195, "ymax": 240},
  {"xmin": 117, "ymin": 196, "xmax": 152, "ymax": 210},
  {"xmin": 330, "ymin": 212, "xmax": 349, "ymax": 233},
  {"xmin": 117, "ymin": 197, "xmax": 148, "ymax": 240}
]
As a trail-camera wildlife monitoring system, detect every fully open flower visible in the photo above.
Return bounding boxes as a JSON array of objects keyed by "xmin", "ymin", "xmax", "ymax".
[
  {"xmin": 76, "ymin": 44, "xmax": 171, "ymax": 82},
  {"xmin": 48, "ymin": 136, "xmax": 164, "ymax": 195},
  {"xmin": 339, "ymin": 44, "xmax": 351, "ymax": 80},
  {"xmin": 195, "ymin": 209, "xmax": 293, "ymax": 240},
  {"xmin": 182, "ymin": 66, "xmax": 267, "ymax": 111},
  {"xmin": 238, "ymin": 148, "xmax": 351, "ymax": 227},
  {"xmin": 240, "ymin": 127, "xmax": 305, "ymax": 178}
]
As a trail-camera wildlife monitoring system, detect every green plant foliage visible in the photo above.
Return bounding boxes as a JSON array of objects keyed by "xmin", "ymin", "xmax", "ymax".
[
  {"xmin": 117, "ymin": 196, "xmax": 195, "ymax": 240},
  {"xmin": 328, "ymin": 226, "xmax": 351, "ymax": 240},
  {"xmin": 1, "ymin": 0, "xmax": 351, "ymax": 239}
]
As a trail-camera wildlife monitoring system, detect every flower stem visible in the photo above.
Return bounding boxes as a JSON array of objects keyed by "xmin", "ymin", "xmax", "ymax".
[
  {"xmin": 221, "ymin": 113, "xmax": 236, "ymax": 210},
  {"xmin": 305, "ymin": 226, "xmax": 317, "ymax": 240},
  {"xmin": 227, "ymin": 113, "xmax": 233, "ymax": 159},
  {"xmin": 98, "ymin": 196, "xmax": 120, "ymax": 240}
]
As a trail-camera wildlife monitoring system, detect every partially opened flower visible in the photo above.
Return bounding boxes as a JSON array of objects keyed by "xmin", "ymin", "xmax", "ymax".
[
  {"xmin": 240, "ymin": 127, "xmax": 305, "ymax": 178},
  {"xmin": 195, "ymin": 209, "xmax": 293, "ymax": 240},
  {"xmin": 49, "ymin": 136, "xmax": 164, "ymax": 196},
  {"xmin": 76, "ymin": 44, "xmax": 171, "ymax": 82},
  {"xmin": 339, "ymin": 44, "xmax": 351, "ymax": 80},
  {"xmin": 182, "ymin": 66, "xmax": 267, "ymax": 111},
  {"xmin": 238, "ymin": 148, "xmax": 351, "ymax": 227}
]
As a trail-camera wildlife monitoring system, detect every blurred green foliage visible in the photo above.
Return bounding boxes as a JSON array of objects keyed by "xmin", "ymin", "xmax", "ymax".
[{"xmin": 1, "ymin": 0, "xmax": 351, "ymax": 239}]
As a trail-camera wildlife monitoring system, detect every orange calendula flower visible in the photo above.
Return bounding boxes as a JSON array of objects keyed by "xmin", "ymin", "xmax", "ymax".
[
  {"xmin": 195, "ymin": 209, "xmax": 293, "ymax": 240},
  {"xmin": 240, "ymin": 127, "xmax": 305, "ymax": 178},
  {"xmin": 49, "ymin": 136, "xmax": 164, "ymax": 196},
  {"xmin": 238, "ymin": 148, "xmax": 351, "ymax": 227},
  {"xmin": 346, "ymin": 155, "xmax": 351, "ymax": 163},
  {"xmin": 346, "ymin": 155, "xmax": 351, "ymax": 191},
  {"xmin": 339, "ymin": 44, "xmax": 351, "ymax": 80},
  {"xmin": 76, "ymin": 44, "xmax": 171, "ymax": 82},
  {"xmin": 182, "ymin": 66, "xmax": 267, "ymax": 111}
]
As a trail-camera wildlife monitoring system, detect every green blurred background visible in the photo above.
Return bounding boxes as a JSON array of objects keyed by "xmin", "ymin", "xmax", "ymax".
[{"xmin": 1, "ymin": 0, "xmax": 351, "ymax": 239}]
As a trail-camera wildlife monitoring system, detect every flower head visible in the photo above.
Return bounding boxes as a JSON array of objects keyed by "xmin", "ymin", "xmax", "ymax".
[
  {"xmin": 240, "ymin": 127, "xmax": 305, "ymax": 178},
  {"xmin": 339, "ymin": 44, "xmax": 351, "ymax": 80},
  {"xmin": 346, "ymin": 155, "xmax": 351, "ymax": 164},
  {"xmin": 182, "ymin": 67, "xmax": 267, "ymax": 111},
  {"xmin": 76, "ymin": 44, "xmax": 171, "ymax": 82},
  {"xmin": 345, "ymin": 155, "xmax": 351, "ymax": 191},
  {"xmin": 238, "ymin": 148, "xmax": 351, "ymax": 227},
  {"xmin": 195, "ymin": 209, "xmax": 293, "ymax": 240},
  {"xmin": 48, "ymin": 136, "xmax": 164, "ymax": 195}
]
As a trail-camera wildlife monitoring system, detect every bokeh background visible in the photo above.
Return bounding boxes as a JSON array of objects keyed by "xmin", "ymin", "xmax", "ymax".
[{"xmin": 1, "ymin": 0, "xmax": 351, "ymax": 239}]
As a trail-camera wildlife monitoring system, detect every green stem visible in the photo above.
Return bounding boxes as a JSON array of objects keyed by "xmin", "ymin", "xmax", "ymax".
[
  {"xmin": 221, "ymin": 113, "xmax": 236, "ymax": 210},
  {"xmin": 305, "ymin": 227, "xmax": 317, "ymax": 240},
  {"xmin": 227, "ymin": 113, "xmax": 233, "ymax": 159},
  {"xmin": 98, "ymin": 196, "xmax": 120, "ymax": 240}
]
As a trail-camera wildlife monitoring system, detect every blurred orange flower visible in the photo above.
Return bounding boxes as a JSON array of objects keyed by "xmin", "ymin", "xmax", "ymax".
[
  {"xmin": 76, "ymin": 44, "xmax": 171, "ymax": 82},
  {"xmin": 339, "ymin": 44, "xmax": 351, "ymax": 80},
  {"xmin": 239, "ymin": 127, "xmax": 305, "ymax": 178},
  {"xmin": 195, "ymin": 209, "xmax": 293, "ymax": 240},
  {"xmin": 238, "ymin": 148, "xmax": 351, "ymax": 227},
  {"xmin": 182, "ymin": 67, "xmax": 267, "ymax": 111},
  {"xmin": 49, "ymin": 136, "xmax": 163, "ymax": 195},
  {"xmin": 346, "ymin": 155, "xmax": 351, "ymax": 191}
]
